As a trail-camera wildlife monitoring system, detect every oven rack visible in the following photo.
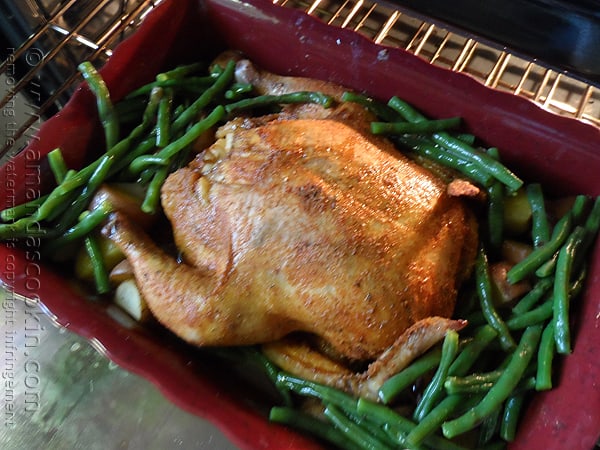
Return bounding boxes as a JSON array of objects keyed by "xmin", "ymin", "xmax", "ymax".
[
  {"xmin": 280, "ymin": 0, "xmax": 600, "ymax": 125},
  {"xmin": 0, "ymin": 0, "xmax": 164, "ymax": 161},
  {"xmin": 1, "ymin": 0, "xmax": 599, "ymax": 162}
]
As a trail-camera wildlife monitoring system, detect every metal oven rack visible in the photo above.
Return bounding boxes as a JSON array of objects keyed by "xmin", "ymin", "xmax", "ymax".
[
  {"xmin": 1, "ymin": 0, "xmax": 599, "ymax": 162},
  {"xmin": 279, "ymin": 0, "xmax": 600, "ymax": 125},
  {"xmin": 0, "ymin": 0, "xmax": 164, "ymax": 160}
]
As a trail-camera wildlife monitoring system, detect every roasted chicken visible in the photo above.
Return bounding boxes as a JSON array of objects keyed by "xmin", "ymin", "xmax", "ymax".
[{"xmin": 102, "ymin": 58, "xmax": 478, "ymax": 397}]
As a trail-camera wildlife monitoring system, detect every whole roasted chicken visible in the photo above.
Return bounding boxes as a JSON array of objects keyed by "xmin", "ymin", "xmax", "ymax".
[{"xmin": 103, "ymin": 57, "xmax": 478, "ymax": 398}]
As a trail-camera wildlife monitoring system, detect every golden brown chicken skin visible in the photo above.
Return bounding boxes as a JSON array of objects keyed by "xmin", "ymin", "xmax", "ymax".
[{"xmin": 104, "ymin": 114, "xmax": 477, "ymax": 361}]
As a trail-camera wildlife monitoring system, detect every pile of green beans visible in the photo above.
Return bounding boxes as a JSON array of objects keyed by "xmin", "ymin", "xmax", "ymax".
[{"xmin": 1, "ymin": 59, "xmax": 599, "ymax": 449}]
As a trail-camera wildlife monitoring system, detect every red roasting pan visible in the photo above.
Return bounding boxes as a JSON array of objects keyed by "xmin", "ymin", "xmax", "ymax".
[{"xmin": 1, "ymin": 0, "xmax": 599, "ymax": 448}]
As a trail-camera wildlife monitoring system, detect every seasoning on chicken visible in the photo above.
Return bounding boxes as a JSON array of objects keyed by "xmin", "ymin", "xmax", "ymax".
[{"xmin": 102, "ymin": 58, "xmax": 478, "ymax": 395}]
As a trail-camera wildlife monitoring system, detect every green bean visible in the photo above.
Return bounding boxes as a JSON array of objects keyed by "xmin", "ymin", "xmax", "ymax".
[
  {"xmin": 475, "ymin": 247, "xmax": 515, "ymax": 350},
  {"xmin": 112, "ymin": 137, "xmax": 157, "ymax": 180},
  {"xmin": 356, "ymin": 398, "xmax": 468, "ymax": 450},
  {"xmin": 380, "ymin": 424, "xmax": 421, "ymax": 450},
  {"xmin": 507, "ymin": 297, "xmax": 553, "ymax": 329},
  {"xmin": 103, "ymin": 91, "xmax": 163, "ymax": 177},
  {"xmin": 487, "ymin": 181, "xmax": 504, "ymax": 252},
  {"xmin": 155, "ymin": 89, "xmax": 173, "ymax": 148},
  {"xmin": 486, "ymin": 147, "xmax": 504, "ymax": 252},
  {"xmin": 554, "ymin": 226, "xmax": 585, "ymax": 354},
  {"xmin": 84, "ymin": 234, "xmax": 111, "ymax": 294},
  {"xmin": 507, "ymin": 211, "xmax": 573, "ymax": 284},
  {"xmin": 448, "ymin": 325, "xmax": 497, "ymax": 376},
  {"xmin": 399, "ymin": 135, "xmax": 493, "ymax": 187},
  {"xmin": 573, "ymin": 196, "xmax": 600, "ymax": 272},
  {"xmin": 141, "ymin": 165, "xmax": 169, "ymax": 214},
  {"xmin": 385, "ymin": 424, "xmax": 424, "ymax": 450},
  {"xmin": 370, "ymin": 117, "xmax": 461, "ymax": 135},
  {"xmin": 324, "ymin": 404, "xmax": 394, "ymax": 450},
  {"xmin": 126, "ymin": 76, "xmax": 214, "ymax": 98},
  {"xmin": 0, "ymin": 169, "xmax": 76, "ymax": 230},
  {"xmin": 269, "ymin": 407, "xmax": 363, "ymax": 450},
  {"xmin": 413, "ymin": 330, "xmax": 459, "ymax": 421},
  {"xmin": 50, "ymin": 154, "xmax": 114, "ymax": 240},
  {"xmin": 276, "ymin": 373, "xmax": 357, "ymax": 412},
  {"xmin": 10, "ymin": 182, "xmax": 77, "ymax": 230},
  {"xmin": 341, "ymin": 91, "xmax": 399, "ymax": 121},
  {"xmin": 338, "ymin": 400, "xmax": 414, "ymax": 449},
  {"xmin": 155, "ymin": 105, "xmax": 225, "ymax": 161},
  {"xmin": 42, "ymin": 202, "xmax": 112, "ymax": 253},
  {"xmin": 225, "ymin": 91, "xmax": 334, "ymax": 115},
  {"xmin": 536, "ymin": 320, "xmax": 555, "ymax": 390},
  {"xmin": 128, "ymin": 155, "xmax": 170, "ymax": 174},
  {"xmin": 583, "ymin": 196, "xmax": 600, "ymax": 234},
  {"xmin": 225, "ymin": 82, "xmax": 254, "ymax": 100},
  {"xmin": 405, "ymin": 394, "xmax": 464, "ymax": 447},
  {"xmin": 387, "ymin": 96, "xmax": 522, "ymax": 191},
  {"xmin": 15, "ymin": 119, "xmax": 147, "ymax": 234},
  {"xmin": 78, "ymin": 61, "xmax": 119, "ymax": 150},
  {"xmin": 499, "ymin": 394, "xmax": 525, "ymax": 442},
  {"xmin": 526, "ymin": 183, "xmax": 550, "ymax": 247},
  {"xmin": 171, "ymin": 60, "xmax": 234, "ymax": 135},
  {"xmin": 478, "ymin": 407, "xmax": 502, "ymax": 446},
  {"xmin": 356, "ymin": 397, "xmax": 415, "ymax": 436},
  {"xmin": 345, "ymin": 412, "xmax": 400, "ymax": 449},
  {"xmin": 0, "ymin": 166, "xmax": 81, "ymax": 239},
  {"xmin": 0, "ymin": 219, "xmax": 49, "ymax": 239},
  {"xmin": 73, "ymin": 154, "xmax": 113, "ymax": 203},
  {"xmin": 570, "ymin": 265, "xmax": 588, "ymax": 302},
  {"xmin": 45, "ymin": 172, "xmax": 78, "ymax": 223},
  {"xmin": 134, "ymin": 85, "xmax": 163, "ymax": 126},
  {"xmin": 156, "ymin": 61, "xmax": 204, "ymax": 81},
  {"xmin": 511, "ymin": 277, "xmax": 553, "ymax": 315},
  {"xmin": 387, "ymin": 96, "xmax": 426, "ymax": 123},
  {"xmin": 379, "ymin": 347, "xmax": 442, "ymax": 403},
  {"xmin": 534, "ymin": 253, "xmax": 557, "ymax": 278},
  {"xmin": 431, "ymin": 132, "xmax": 523, "ymax": 192},
  {"xmin": 571, "ymin": 195, "xmax": 590, "ymax": 224},
  {"xmin": 14, "ymin": 155, "xmax": 111, "ymax": 244},
  {"xmin": 444, "ymin": 371, "xmax": 502, "ymax": 395},
  {"xmin": 0, "ymin": 194, "xmax": 49, "ymax": 222},
  {"xmin": 56, "ymin": 157, "xmax": 111, "ymax": 195},
  {"xmin": 47, "ymin": 148, "xmax": 69, "ymax": 183},
  {"xmin": 130, "ymin": 104, "xmax": 225, "ymax": 177},
  {"xmin": 441, "ymin": 324, "xmax": 542, "ymax": 439}
]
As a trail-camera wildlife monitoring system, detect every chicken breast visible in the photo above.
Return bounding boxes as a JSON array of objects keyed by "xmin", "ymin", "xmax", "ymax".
[{"xmin": 104, "ymin": 113, "xmax": 477, "ymax": 361}]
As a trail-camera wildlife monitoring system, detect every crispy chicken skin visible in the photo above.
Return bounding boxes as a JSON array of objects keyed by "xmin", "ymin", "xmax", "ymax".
[{"xmin": 104, "ymin": 113, "xmax": 477, "ymax": 361}]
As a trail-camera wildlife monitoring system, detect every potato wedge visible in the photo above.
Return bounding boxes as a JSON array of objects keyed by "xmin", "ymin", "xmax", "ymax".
[{"xmin": 114, "ymin": 279, "xmax": 151, "ymax": 322}]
